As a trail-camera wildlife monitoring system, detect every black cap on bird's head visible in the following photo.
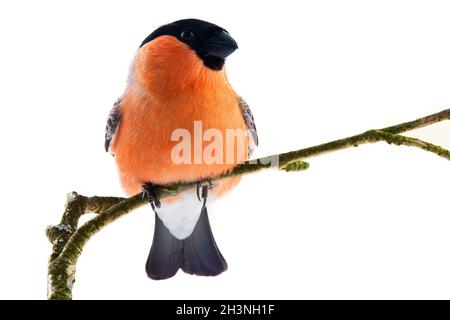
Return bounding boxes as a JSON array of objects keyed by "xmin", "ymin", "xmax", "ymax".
[{"xmin": 140, "ymin": 19, "xmax": 238, "ymax": 71}]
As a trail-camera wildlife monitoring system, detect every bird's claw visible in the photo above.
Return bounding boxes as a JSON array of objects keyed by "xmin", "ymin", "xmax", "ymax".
[
  {"xmin": 196, "ymin": 180, "xmax": 214, "ymax": 207},
  {"xmin": 142, "ymin": 183, "xmax": 161, "ymax": 210}
]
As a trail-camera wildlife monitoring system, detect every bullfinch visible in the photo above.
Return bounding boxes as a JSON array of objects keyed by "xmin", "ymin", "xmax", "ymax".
[{"xmin": 105, "ymin": 19, "xmax": 258, "ymax": 280}]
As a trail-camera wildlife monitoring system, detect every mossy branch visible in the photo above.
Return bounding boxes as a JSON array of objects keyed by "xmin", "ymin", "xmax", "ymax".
[{"xmin": 47, "ymin": 108, "xmax": 450, "ymax": 300}]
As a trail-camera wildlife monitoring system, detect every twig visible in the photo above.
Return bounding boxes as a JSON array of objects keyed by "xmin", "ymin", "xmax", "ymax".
[{"xmin": 47, "ymin": 108, "xmax": 450, "ymax": 300}]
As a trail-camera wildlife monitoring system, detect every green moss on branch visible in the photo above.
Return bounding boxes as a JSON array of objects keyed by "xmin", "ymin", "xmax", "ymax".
[{"xmin": 47, "ymin": 108, "xmax": 450, "ymax": 300}]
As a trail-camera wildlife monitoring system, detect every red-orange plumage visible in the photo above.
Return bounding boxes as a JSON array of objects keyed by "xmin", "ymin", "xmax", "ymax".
[{"xmin": 112, "ymin": 36, "xmax": 248, "ymax": 199}]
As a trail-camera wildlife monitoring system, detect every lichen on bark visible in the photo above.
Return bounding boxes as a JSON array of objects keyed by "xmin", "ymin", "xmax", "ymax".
[{"xmin": 47, "ymin": 108, "xmax": 450, "ymax": 300}]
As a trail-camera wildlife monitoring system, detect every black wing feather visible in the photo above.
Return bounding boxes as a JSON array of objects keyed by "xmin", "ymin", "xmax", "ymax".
[
  {"xmin": 238, "ymin": 96, "xmax": 258, "ymax": 156},
  {"xmin": 104, "ymin": 98, "xmax": 122, "ymax": 153}
]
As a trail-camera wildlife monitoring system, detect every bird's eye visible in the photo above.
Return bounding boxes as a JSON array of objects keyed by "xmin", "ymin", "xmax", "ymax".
[{"xmin": 180, "ymin": 30, "xmax": 194, "ymax": 41}]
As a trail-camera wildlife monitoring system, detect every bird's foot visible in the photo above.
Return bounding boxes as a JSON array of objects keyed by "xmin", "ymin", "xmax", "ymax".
[
  {"xmin": 196, "ymin": 180, "xmax": 214, "ymax": 207},
  {"xmin": 142, "ymin": 183, "xmax": 161, "ymax": 210}
]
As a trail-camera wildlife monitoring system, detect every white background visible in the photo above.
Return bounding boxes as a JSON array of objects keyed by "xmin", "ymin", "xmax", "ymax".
[{"xmin": 0, "ymin": 0, "xmax": 450, "ymax": 299}]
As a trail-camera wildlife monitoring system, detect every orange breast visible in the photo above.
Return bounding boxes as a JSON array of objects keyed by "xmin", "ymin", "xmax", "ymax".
[{"xmin": 113, "ymin": 79, "xmax": 247, "ymax": 196}]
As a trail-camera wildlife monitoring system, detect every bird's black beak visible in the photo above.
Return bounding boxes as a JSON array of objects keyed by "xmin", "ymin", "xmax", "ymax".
[{"xmin": 204, "ymin": 30, "xmax": 239, "ymax": 59}]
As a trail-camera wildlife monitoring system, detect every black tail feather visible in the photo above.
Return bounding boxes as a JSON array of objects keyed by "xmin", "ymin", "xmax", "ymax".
[
  {"xmin": 145, "ymin": 211, "xmax": 183, "ymax": 280},
  {"xmin": 145, "ymin": 207, "xmax": 227, "ymax": 280}
]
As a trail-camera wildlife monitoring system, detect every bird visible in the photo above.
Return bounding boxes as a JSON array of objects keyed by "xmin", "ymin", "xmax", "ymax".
[{"xmin": 105, "ymin": 19, "xmax": 258, "ymax": 280}]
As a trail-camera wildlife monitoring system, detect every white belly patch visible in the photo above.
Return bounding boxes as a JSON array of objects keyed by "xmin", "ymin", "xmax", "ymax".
[{"xmin": 156, "ymin": 191, "xmax": 207, "ymax": 240}]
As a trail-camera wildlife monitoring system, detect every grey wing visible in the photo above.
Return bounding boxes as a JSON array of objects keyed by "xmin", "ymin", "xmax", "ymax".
[
  {"xmin": 238, "ymin": 96, "xmax": 259, "ymax": 157},
  {"xmin": 105, "ymin": 98, "xmax": 122, "ymax": 153}
]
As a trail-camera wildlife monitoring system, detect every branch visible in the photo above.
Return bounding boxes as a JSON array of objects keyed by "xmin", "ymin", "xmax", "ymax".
[{"xmin": 47, "ymin": 108, "xmax": 450, "ymax": 299}]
